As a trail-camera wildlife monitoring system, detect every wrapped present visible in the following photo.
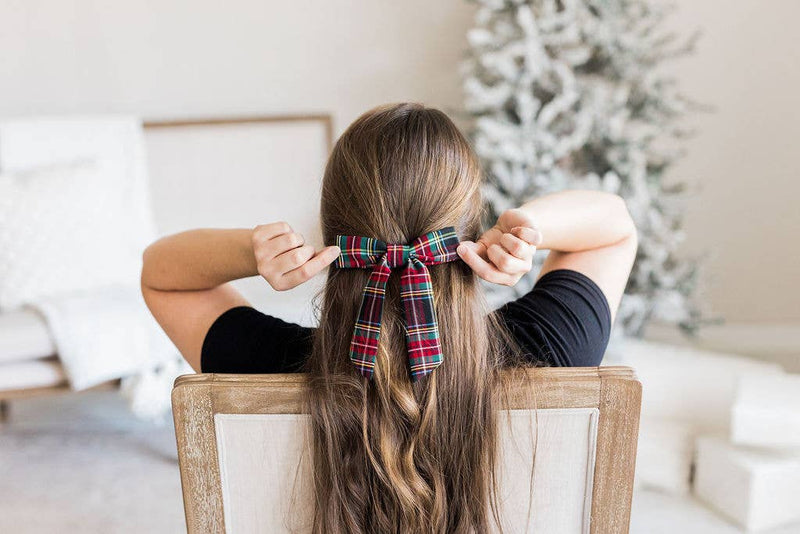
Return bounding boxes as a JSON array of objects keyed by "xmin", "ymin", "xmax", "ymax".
[
  {"xmin": 694, "ymin": 435, "xmax": 800, "ymax": 531},
  {"xmin": 732, "ymin": 373, "xmax": 800, "ymax": 448}
]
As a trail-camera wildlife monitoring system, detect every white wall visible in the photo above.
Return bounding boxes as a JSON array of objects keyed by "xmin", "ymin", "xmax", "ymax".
[
  {"xmin": 0, "ymin": 1, "xmax": 474, "ymax": 131},
  {"xmin": 1, "ymin": 0, "xmax": 797, "ymax": 324},
  {"xmin": 669, "ymin": 1, "xmax": 800, "ymax": 323}
]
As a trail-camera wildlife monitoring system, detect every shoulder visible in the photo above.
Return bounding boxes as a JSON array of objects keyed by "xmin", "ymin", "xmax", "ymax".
[
  {"xmin": 495, "ymin": 269, "xmax": 612, "ymax": 367},
  {"xmin": 200, "ymin": 306, "xmax": 314, "ymax": 373}
]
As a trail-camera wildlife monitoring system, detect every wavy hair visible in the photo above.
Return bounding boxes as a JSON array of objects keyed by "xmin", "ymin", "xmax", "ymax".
[{"xmin": 304, "ymin": 103, "xmax": 527, "ymax": 533}]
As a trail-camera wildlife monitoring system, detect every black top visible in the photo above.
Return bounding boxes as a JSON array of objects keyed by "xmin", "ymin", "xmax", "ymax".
[{"xmin": 201, "ymin": 269, "xmax": 612, "ymax": 373}]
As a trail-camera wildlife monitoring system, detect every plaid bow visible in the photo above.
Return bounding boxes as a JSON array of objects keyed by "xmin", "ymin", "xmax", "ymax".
[{"xmin": 335, "ymin": 227, "xmax": 461, "ymax": 381}]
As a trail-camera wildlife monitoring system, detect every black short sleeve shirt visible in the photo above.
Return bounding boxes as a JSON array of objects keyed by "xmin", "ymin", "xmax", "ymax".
[{"xmin": 200, "ymin": 269, "xmax": 611, "ymax": 373}]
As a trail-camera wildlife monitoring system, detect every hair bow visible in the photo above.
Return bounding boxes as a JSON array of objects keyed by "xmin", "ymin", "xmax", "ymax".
[{"xmin": 335, "ymin": 227, "xmax": 461, "ymax": 381}]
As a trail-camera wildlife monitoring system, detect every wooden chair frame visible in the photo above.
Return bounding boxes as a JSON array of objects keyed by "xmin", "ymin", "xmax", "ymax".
[{"xmin": 172, "ymin": 366, "xmax": 641, "ymax": 533}]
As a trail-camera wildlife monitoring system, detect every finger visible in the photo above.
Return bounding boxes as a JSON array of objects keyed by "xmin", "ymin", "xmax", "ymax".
[
  {"xmin": 511, "ymin": 226, "xmax": 542, "ymax": 246},
  {"xmin": 280, "ymin": 245, "xmax": 341, "ymax": 288},
  {"xmin": 459, "ymin": 240, "xmax": 489, "ymax": 261},
  {"xmin": 253, "ymin": 221, "xmax": 293, "ymax": 242},
  {"xmin": 272, "ymin": 244, "xmax": 315, "ymax": 274},
  {"xmin": 499, "ymin": 208, "xmax": 536, "ymax": 231},
  {"xmin": 500, "ymin": 232, "xmax": 535, "ymax": 262},
  {"xmin": 457, "ymin": 243, "xmax": 515, "ymax": 285},
  {"xmin": 487, "ymin": 243, "xmax": 530, "ymax": 275},
  {"xmin": 258, "ymin": 232, "xmax": 305, "ymax": 262}
]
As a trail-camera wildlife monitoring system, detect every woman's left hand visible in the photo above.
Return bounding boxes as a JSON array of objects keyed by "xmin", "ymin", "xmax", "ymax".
[{"xmin": 456, "ymin": 208, "xmax": 542, "ymax": 286}]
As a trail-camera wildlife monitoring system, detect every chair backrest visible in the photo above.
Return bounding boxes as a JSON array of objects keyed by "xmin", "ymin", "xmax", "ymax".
[{"xmin": 172, "ymin": 367, "xmax": 641, "ymax": 534}]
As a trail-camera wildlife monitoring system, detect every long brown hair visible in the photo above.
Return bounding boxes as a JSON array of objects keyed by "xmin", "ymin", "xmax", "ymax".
[{"xmin": 305, "ymin": 103, "xmax": 524, "ymax": 533}]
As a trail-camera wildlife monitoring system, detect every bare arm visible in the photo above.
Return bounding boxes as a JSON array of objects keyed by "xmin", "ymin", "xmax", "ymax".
[
  {"xmin": 522, "ymin": 191, "xmax": 637, "ymax": 320},
  {"xmin": 457, "ymin": 190, "xmax": 637, "ymax": 322},
  {"xmin": 141, "ymin": 223, "xmax": 339, "ymax": 371}
]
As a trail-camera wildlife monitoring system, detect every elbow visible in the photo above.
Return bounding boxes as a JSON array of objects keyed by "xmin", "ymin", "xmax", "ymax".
[
  {"xmin": 614, "ymin": 197, "xmax": 639, "ymax": 267},
  {"xmin": 140, "ymin": 241, "xmax": 160, "ymax": 291},
  {"xmin": 610, "ymin": 194, "xmax": 637, "ymax": 242}
]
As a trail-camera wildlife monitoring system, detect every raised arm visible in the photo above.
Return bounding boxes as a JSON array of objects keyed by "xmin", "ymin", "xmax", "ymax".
[
  {"xmin": 522, "ymin": 191, "xmax": 637, "ymax": 320},
  {"xmin": 141, "ymin": 223, "xmax": 339, "ymax": 371},
  {"xmin": 457, "ymin": 190, "xmax": 637, "ymax": 322}
]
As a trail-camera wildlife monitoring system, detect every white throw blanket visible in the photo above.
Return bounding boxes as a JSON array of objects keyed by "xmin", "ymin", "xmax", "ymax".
[{"xmin": 30, "ymin": 285, "xmax": 191, "ymax": 422}]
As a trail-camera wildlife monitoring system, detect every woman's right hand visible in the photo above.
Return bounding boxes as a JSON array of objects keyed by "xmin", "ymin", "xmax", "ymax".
[{"xmin": 252, "ymin": 222, "xmax": 340, "ymax": 291}]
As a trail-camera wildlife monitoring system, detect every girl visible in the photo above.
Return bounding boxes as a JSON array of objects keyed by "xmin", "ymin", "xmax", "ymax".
[{"xmin": 142, "ymin": 103, "xmax": 636, "ymax": 533}]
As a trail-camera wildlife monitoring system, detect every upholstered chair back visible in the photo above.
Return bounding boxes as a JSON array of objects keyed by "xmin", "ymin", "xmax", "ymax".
[{"xmin": 172, "ymin": 367, "xmax": 641, "ymax": 534}]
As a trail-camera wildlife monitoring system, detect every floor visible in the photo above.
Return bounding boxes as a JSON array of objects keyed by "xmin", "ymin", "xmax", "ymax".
[{"xmin": 1, "ymin": 390, "xmax": 798, "ymax": 534}]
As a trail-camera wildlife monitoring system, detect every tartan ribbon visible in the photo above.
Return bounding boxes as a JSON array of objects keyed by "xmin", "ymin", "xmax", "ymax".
[{"xmin": 335, "ymin": 227, "xmax": 461, "ymax": 381}]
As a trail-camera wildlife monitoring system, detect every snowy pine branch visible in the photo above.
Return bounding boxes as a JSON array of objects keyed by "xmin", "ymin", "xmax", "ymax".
[{"xmin": 462, "ymin": 0, "xmax": 704, "ymax": 336}]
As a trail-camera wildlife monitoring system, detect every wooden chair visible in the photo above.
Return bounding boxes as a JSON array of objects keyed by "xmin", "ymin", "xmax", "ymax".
[{"xmin": 172, "ymin": 367, "xmax": 641, "ymax": 533}]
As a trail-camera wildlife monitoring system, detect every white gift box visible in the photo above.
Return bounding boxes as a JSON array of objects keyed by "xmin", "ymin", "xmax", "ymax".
[
  {"xmin": 693, "ymin": 435, "xmax": 800, "ymax": 531},
  {"xmin": 605, "ymin": 339, "xmax": 784, "ymax": 496},
  {"xmin": 732, "ymin": 373, "xmax": 800, "ymax": 448},
  {"xmin": 634, "ymin": 417, "xmax": 696, "ymax": 495}
]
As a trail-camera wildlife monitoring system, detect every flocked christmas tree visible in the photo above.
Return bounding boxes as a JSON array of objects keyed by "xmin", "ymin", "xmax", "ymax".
[{"xmin": 462, "ymin": 0, "xmax": 702, "ymax": 336}]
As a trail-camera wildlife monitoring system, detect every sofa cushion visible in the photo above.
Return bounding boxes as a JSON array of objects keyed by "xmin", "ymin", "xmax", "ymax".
[
  {"xmin": 0, "ymin": 162, "xmax": 145, "ymax": 310},
  {"xmin": 0, "ymin": 309, "xmax": 56, "ymax": 364},
  {"xmin": 0, "ymin": 357, "xmax": 65, "ymax": 392},
  {"xmin": 607, "ymin": 338, "xmax": 783, "ymax": 430}
]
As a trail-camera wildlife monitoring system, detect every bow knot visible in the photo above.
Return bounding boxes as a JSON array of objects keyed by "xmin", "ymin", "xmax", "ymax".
[
  {"xmin": 335, "ymin": 227, "xmax": 461, "ymax": 381},
  {"xmin": 385, "ymin": 243, "xmax": 414, "ymax": 268}
]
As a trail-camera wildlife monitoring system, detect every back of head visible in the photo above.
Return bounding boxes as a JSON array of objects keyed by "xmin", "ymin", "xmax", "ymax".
[
  {"xmin": 307, "ymin": 103, "xmax": 511, "ymax": 533},
  {"xmin": 320, "ymin": 102, "xmax": 483, "ymax": 243}
]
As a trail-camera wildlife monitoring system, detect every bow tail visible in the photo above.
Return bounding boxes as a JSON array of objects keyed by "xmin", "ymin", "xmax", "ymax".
[
  {"xmin": 349, "ymin": 260, "xmax": 391, "ymax": 379},
  {"xmin": 400, "ymin": 259, "xmax": 444, "ymax": 381}
]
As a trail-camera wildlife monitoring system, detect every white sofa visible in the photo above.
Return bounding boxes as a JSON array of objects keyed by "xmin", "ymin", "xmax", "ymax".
[
  {"xmin": 0, "ymin": 309, "xmax": 64, "ymax": 393},
  {"xmin": 0, "ymin": 114, "xmax": 332, "ymax": 410}
]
